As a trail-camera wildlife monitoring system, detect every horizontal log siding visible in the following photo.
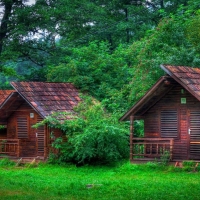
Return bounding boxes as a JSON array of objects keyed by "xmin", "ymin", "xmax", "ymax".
[
  {"xmin": 7, "ymin": 102, "xmax": 44, "ymax": 157},
  {"xmin": 144, "ymin": 84, "xmax": 200, "ymax": 160}
]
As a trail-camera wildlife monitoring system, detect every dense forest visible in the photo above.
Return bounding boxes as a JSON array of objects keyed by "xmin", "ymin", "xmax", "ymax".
[{"xmin": 1, "ymin": 0, "xmax": 200, "ymax": 164}]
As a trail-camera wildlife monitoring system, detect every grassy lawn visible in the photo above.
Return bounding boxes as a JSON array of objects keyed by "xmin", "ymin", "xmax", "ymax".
[{"xmin": 0, "ymin": 160, "xmax": 200, "ymax": 200}]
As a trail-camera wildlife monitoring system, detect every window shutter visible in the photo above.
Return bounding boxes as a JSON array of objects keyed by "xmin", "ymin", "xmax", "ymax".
[
  {"xmin": 17, "ymin": 117, "xmax": 28, "ymax": 138},
  {"xmin": 160, "ymin": 110, "xmax": 178, "ymax": 138}
]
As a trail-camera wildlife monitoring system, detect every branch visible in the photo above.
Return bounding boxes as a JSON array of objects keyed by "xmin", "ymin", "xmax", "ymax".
[{"xmin": 21, "ymin": 52, "xmax": 45, "ymax": 67}]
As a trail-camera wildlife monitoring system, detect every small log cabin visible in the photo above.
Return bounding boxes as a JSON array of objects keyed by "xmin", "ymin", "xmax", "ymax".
[
  {"xmin": 0, "ymin": 82, "xmax": 81, "ymax": 159},
  {"xmin": 120, "ymin": 65, "xmax": 200, "ymax": 162}
]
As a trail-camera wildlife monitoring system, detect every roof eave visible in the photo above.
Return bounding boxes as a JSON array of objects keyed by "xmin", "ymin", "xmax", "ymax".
[
  {"xmin": 120, "ymin": 76, "xmax": 166, "ymax": 121},
  {"xmin": 0, "ymin": 92, "xmax": 18, "ymax": 109},
  {"xmin": 160, "ymin": 64, "xmax": 200, "ymax": 101},
  {"xmin": 10, "ymin": 82, "xmax": 45, "ymax": 119}
]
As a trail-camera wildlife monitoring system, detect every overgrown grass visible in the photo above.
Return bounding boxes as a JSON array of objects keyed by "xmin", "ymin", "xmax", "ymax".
[{"xmin": 0, "ymin": 160, "xmax": 200, "ymax": 200}]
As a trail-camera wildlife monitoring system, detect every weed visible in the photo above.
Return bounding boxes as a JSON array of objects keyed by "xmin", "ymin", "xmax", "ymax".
[
  {"xmin": 146, "ymin": 161, "xmax": 160, "ymax": 169},
  {"xmin": 160, "ymin": 150, "xmax": 170, "ymax": 166},
  {"xmin": 0, "ymin": 158, "xmax": 15, "ymax": 167},
  {"xmin": 182, "ymin": 161, "xmax": 198, "ymax": 172}
]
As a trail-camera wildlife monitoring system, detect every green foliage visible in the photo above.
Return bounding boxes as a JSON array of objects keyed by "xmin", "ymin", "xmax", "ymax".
[
  {"xmin": 145, "ymin": 161, "xmax": 162, "ymax": 170},
  {"xmin": 182, "ymin": 161, "xmax": 198, "ymax": 172},
  {"xmin": 182, "ymin": 160, "xmax": 196, "ymax": 167},
  {"xmin": 186, "ymin": 11, "xmax": 200, "ymax": 52},
  {"xmin": 1, "ymin": 0, "xmax": 200, "ymax": 167},
  {"xmin": 48, "ymin": 2, "xmax": 200, "ymax": 115},
  {"xmin": 48, "ymin": 41, "xmax": 132, "ymax": 113},
  {"xmin": 0, "ymin": 0, "xmax": 198, "ymax": 86},
  {"xmin": 134, "ymin": 120, "xmax": 144, "ymax": 137},
  {"xmin": 159, "ymin": 151, "xmax": 170, "ymax": 166},
  {"xmin": 125, "ymin": 5, "xmax": 200, "ymax": 104},
  {"xmin": 0, "ymin": 158, "xmax": 15, "ymax": 167},
  {"xmin": 34, "ymin": 96, "xmax": 129, "ymax": 165},
  {"xmin": 1, "ymin": 162, "xmax": 200, "ymax": 199},
  {"xmin": 24, "ymin": 162, "xmax": 38, "ymax": 169},
  {"xmin": 0, "ymin": 125, "xmax": 5, "ymax": 130}
]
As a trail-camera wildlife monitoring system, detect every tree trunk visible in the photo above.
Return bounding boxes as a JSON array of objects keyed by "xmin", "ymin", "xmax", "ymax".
[{"xmin": 0, "ymin": 2, "xmax": 13, "ymax": 55}]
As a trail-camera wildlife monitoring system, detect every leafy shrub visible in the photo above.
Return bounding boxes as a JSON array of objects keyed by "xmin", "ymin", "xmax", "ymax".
[
  {"xmin": 159, "ymin": 150, "xmax": 170, "ymax": 166},
  {"xmin": 35, "ymin": 96, "xmax": 129, "ymax": 165}
]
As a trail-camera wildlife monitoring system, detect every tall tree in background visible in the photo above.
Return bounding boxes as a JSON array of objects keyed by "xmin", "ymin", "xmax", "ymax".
[
  {"xmin": 0, "ymin": 0, "xmax": 194, "ymax": 86},
  {"xmin": 46, "ymin": 0, "xmax": 200, "ymax": 113},
  {"xmin": 0, "ymin": 0, "xmax": 191, "ymax": 61}
]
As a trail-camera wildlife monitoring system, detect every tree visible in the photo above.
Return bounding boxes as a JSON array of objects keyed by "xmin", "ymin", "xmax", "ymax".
[
  {"xmin": 47, "ymin": 41, "xmax": 133, "ymax": 113},
  {"xmin": 125, "ymin": 2, "xmax": 200, "ymax": 105},
  {"xmin": 0, "ymin": 0, "xmax": 192, "ymax": 72}
]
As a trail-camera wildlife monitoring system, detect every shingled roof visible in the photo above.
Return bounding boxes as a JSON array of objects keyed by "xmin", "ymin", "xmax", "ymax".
[
  {"xmin": 0, "ymin": 90, "xmax": 15, "ymax": 105},
  {"xmin": 120, "ymin": 65, "xmax": 200, "ymax": 121},
  {"xmin": 10, "ymin": 82, "xmax": 81, "ymax": 118},
  {"xmin": 161, "ymin": 64, "xmax": 200, "ymax": 101}
]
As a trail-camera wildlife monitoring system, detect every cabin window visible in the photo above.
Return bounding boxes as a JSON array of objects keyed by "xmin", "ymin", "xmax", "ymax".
[
  {"xmin": 160, "ymin": 110, "xmax": 178, "ymax": 138},
  {"xmin": 17, "ymin": 117, "xmax": 28, "ymax": 138}
]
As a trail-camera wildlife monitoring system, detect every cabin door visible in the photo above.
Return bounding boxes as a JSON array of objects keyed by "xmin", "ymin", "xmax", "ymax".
[
  {"xmin": 36, "ymin": 116, "xmax": 45, "ymax": 156},
  {"xmin": 189, "ymin": 111, "xmax": 200, "ymax": 160}
]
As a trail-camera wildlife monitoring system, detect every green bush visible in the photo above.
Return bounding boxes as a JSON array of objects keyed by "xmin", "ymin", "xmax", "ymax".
[{"xmin": 36, "ymin": 96, "xmax": 129, "ymax": 165}]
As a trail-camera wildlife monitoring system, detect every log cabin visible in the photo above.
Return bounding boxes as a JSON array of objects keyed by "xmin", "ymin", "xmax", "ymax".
[
  {"xmin": 120, "ymin": 65, "xmax": 200, "ymax": 162},
  {"xmin": 0, "ymin": 82, "xmax": 81, "ymax": 160}
]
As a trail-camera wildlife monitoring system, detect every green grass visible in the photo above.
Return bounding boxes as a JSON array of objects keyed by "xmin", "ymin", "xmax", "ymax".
[{"xmin": 0, "ymin": 160, "xmax": 200, "ymax": 200}]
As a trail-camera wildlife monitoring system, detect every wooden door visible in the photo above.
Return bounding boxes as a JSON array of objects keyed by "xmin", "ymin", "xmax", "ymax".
[
  {"xmin": 36, "ymin": 116, "xmax": 45, "ymax": 156},
  {"xmin": 189, "ymin": 111, "xmax": 200, "ymax": 159}
]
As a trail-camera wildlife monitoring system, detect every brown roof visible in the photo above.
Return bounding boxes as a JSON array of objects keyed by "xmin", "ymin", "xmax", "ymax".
[
  {"xmin": 120, "ymin": 65, "xmax": 200, "ymax": 121},
  {"xmin": 0, "ymin": 90, "xmax": 15, "ymax": 105},
  {"xmin": 10, "ymin": 82, "xmax": 81, "ymax": 117},
  {"xmin": 161, "ymin": 65, "xmax": 200, "ymax": 101}
]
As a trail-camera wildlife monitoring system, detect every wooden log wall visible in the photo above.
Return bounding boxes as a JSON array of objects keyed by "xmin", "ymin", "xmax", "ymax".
[
  {"xmin": 144, "ymin": 84, "xmax": 200, "ymax": 160},
  {"xmin": 7, "ymin": 102, "xmax": 43, "ymax": 157}
]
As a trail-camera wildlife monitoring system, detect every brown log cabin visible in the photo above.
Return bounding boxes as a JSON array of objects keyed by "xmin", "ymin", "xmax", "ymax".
[
  {"xmin": 120, "ymin": 65, "xmax": 200, "ymax": 162},
  {"xmin": 0, "ymin": 82, "xmax": 81, "ymax": 160}
]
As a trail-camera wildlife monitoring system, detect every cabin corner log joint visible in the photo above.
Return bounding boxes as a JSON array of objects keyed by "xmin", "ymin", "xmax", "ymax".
[
  {"xmin": 121, "ymin": 65, "xmax": 200, "ymax": 162},
  {"xmin": 0, "ymin": 82, "xmax": 81, "ymax": 159}
]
